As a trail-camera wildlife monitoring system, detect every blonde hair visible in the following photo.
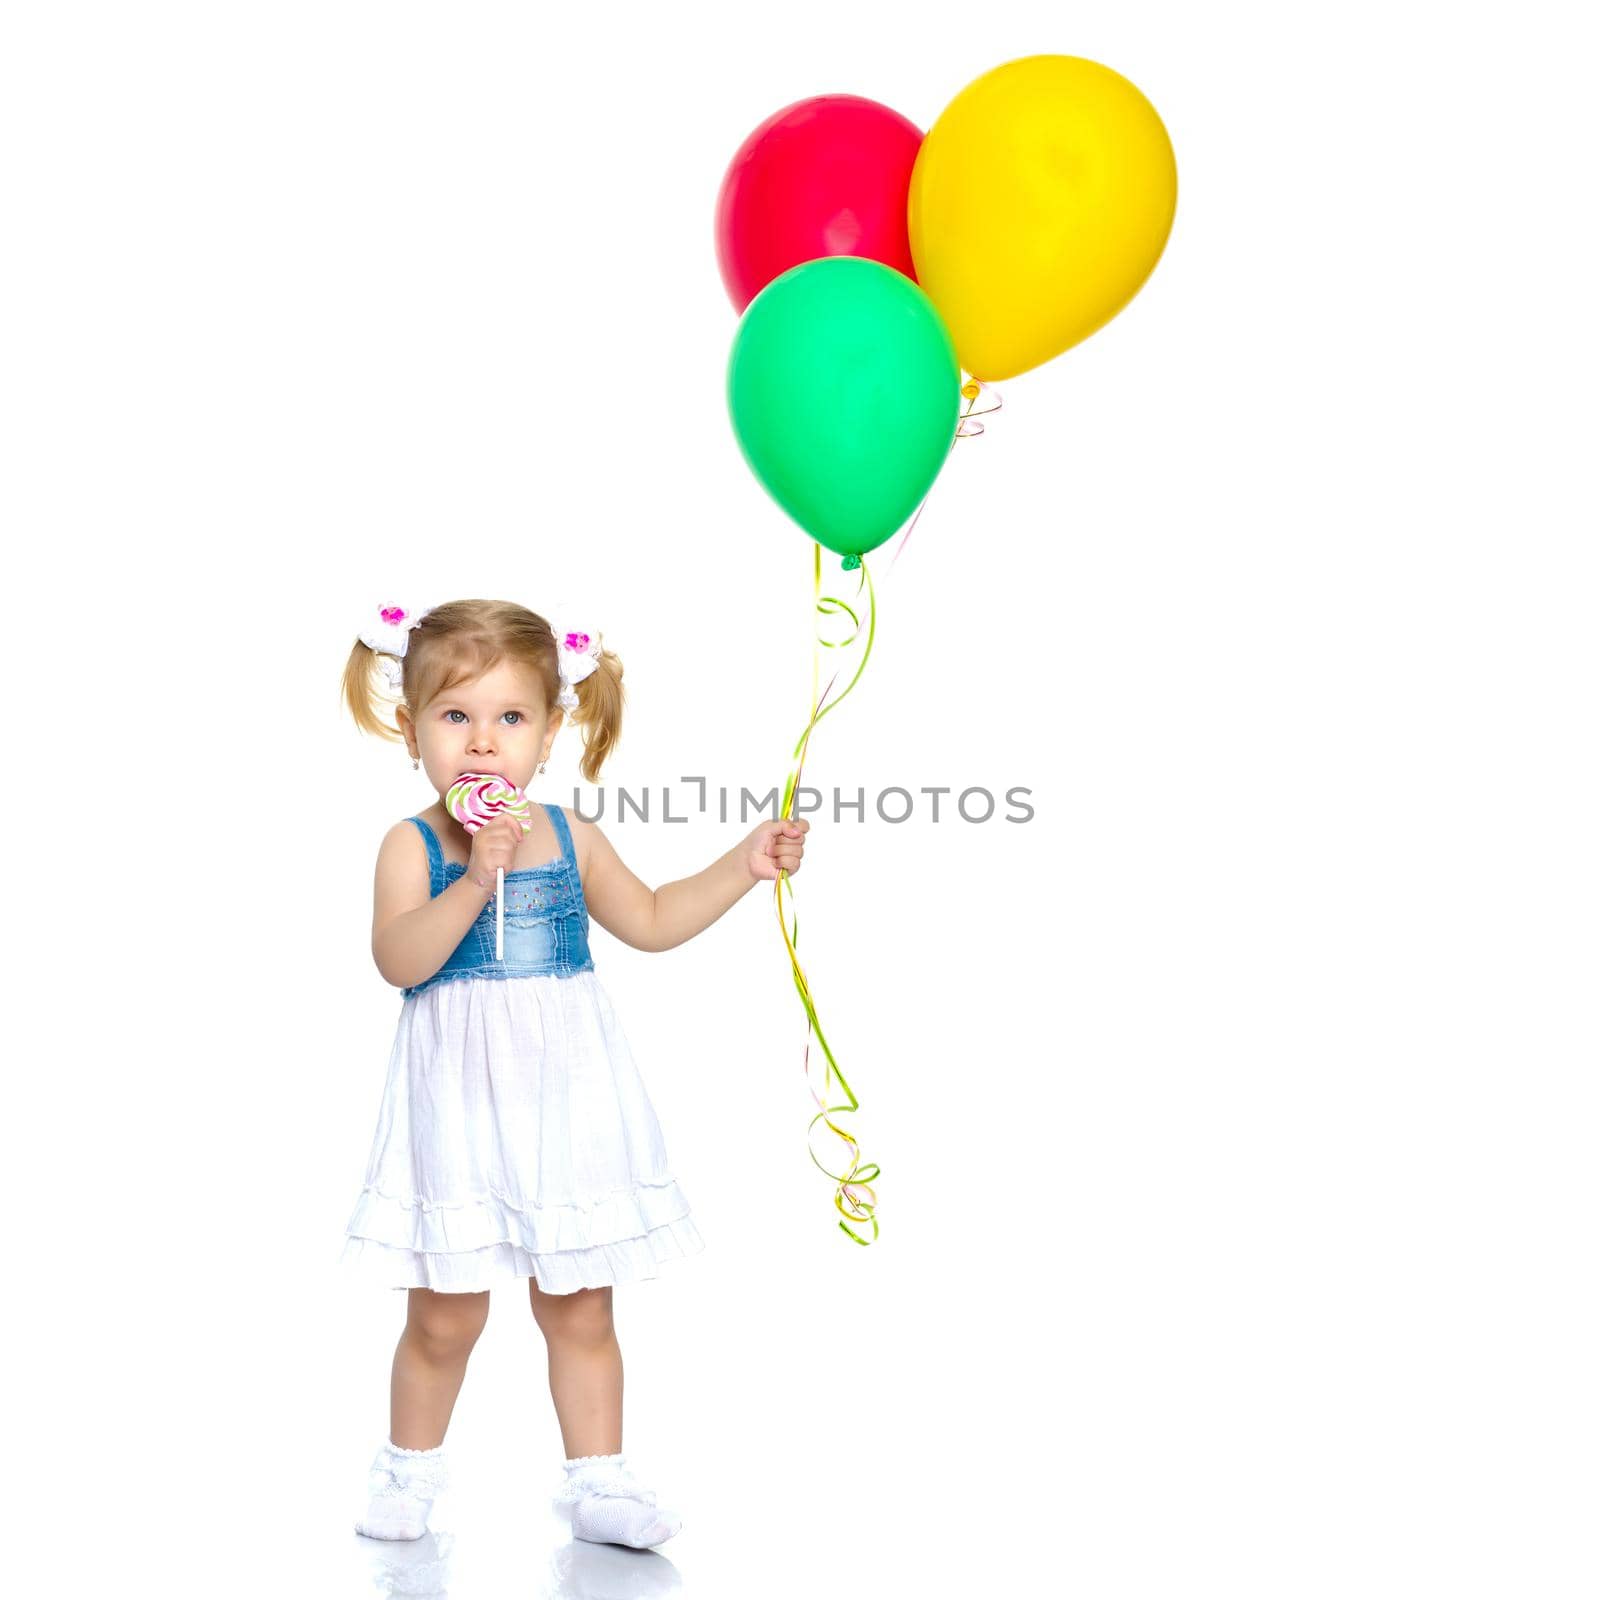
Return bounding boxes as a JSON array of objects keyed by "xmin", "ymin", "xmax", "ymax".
[{"xmin": 341, "ymin": 599, "xmax": 623, "ymax": 784}]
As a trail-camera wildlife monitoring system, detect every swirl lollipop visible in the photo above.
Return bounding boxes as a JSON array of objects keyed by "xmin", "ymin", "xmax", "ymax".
[{"xmin": 446, "ymin": 773, "xmax": 534, "ymax": 959}]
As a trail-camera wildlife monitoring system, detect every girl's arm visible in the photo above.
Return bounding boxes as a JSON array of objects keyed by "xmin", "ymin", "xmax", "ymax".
[
  {"xmin": 370, "ymin": 821, "xmax": 493, "ymax": 989},
  {"xmin": 573, "ymin": 813, "xmax": 809, "ymax": 954}
]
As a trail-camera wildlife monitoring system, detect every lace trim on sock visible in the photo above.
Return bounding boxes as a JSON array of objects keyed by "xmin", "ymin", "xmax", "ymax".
[
  {"xmin": 555, "ymin": 1458, "xmax": 657, "ymax": 1507},
  {"xmin": 371, "ymin": 1441, "xmax": 449, "ymax": 1499}
]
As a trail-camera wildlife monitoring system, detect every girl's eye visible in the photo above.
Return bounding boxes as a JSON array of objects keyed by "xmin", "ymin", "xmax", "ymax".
[{"xmin": 443, "ymin": 710, "xmax": 523, "ymax": 725}]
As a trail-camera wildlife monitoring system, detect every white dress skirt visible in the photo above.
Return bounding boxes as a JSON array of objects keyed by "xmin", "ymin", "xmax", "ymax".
[{"xmin": 339, "ymin": 966, "xmax": 705, "ymax": 1295}]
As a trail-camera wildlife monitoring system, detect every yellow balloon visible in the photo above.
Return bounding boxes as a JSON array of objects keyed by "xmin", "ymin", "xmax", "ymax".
[{"xmin": 908, "ymin": 55, "xmax": 1178, "ymax": 381}]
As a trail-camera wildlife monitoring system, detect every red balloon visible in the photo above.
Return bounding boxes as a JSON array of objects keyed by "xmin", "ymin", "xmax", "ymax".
[{"xmin": 714, "ymin": 94, "xmax": 924, "ymax": 314}]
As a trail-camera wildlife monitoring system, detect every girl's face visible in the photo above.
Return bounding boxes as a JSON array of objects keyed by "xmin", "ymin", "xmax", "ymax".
[{"xmin": 398, "ymin": 658, "xmax": 564, "ymax": 800}]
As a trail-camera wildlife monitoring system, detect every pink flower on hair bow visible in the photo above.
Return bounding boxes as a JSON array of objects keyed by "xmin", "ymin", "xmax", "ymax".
[
  {"xmin": 359, "ymin": 602, "xmax": 432, "ymax": 697},
  {"xmin": 555, "ymin": 625, "xmax": 601, "ymax": 711}
]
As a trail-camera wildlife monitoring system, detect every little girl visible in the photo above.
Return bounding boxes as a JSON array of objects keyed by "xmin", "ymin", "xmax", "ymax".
[{"xmin": 337, "ymin": 598, "xmax": 807, "ymax": 1550}]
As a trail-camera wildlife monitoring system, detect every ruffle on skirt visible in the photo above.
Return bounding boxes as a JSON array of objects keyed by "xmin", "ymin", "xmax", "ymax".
[
  {"xmin": 337, "ymin": 970, "xmax": 706, "ymax": 1295},
  {"xmin": 339, "ymin": 1176, "xmax": 705, "ymax": 1295}
]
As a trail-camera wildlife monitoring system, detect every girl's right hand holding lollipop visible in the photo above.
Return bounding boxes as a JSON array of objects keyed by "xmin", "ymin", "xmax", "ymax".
[{"xmin": 466, "ymin": 814, "xmax": 527, "ymax": 891}]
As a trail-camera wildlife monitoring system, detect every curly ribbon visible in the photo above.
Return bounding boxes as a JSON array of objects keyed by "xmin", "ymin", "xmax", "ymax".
[{"xmin": 773, "ymin": 376, "xmax": 1001, "ymax": 1245}]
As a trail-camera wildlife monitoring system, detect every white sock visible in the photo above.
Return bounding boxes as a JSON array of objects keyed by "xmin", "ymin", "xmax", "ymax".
[
  {"xmin": 556, "ymin": 1452, "xmax": 683, "ymax": 1548},
  {"xmin": 355, "ymin": 1437, "xmax": 449, "ymax": 1540}
]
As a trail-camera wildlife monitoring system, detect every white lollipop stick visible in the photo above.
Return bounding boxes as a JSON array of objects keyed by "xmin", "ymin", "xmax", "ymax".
[{"xmin": 495, "ymin": 866, "xmax": 504, "ymax": 960}]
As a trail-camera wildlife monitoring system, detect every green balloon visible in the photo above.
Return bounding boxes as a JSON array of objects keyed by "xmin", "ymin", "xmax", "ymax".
[{"xmin": 727, "ymin": 256, "xmax": 961, "ymax": 558}]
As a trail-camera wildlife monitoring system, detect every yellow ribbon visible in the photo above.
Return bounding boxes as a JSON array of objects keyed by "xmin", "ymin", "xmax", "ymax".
[{"xmin": 773, "ymin": 376, "xmax": 1001, "ymax": 1245}]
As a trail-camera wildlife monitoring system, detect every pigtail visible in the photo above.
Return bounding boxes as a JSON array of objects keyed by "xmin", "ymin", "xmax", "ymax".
[
  {"xmin": 569, "ymin": 644, "xmax": 624, "ymax": 785},
  {"xmin": 341, "ymin": 640, "xmax": 406, "ymax": 742}
]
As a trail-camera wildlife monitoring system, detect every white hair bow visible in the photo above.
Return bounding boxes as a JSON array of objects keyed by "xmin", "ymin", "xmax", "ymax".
[
  {"xmin": 359, "ymin": 602, "xmax": 431, "ymax": 697},
  {"xmin": 555, "ymin": 627, "xmax": 601, "ymax": 712}
]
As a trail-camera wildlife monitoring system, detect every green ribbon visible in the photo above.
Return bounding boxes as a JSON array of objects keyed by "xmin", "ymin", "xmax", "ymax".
[{"xmin": 775, "ymin": 542, "xmax": 880, "ymax": 1244}]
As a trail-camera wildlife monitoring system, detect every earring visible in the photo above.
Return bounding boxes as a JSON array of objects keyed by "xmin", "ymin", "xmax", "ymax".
[
  {"xmin": 412, "ymin": 757, "xmax": 420, "ymax": 771},
  {"xmin": 538, "ymin": 760, "xmax": 548, "ymax": 775}
]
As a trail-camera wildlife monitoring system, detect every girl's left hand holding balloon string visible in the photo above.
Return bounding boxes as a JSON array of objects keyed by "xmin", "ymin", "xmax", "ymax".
[{"xmin": 744, "ymin": 818, "xmax": 809, "ymax": 882}]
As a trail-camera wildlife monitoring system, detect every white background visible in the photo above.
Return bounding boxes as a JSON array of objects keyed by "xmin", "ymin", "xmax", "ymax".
[{"xmin": 6, "ymin": 2, "xmax": 1596, "ymax": 1596}]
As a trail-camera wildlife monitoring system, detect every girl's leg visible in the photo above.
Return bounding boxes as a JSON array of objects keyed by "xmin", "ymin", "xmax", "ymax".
[
  {"xmin": 356, "ymin": 1287, "xmax": 491, "ymax": 1540},
  {"xmin": 390, "ymin": 1286, "xmax": 492, "ymax": 1448},
  {"xmin": 528, "ymin": 1280, "xmax": 621, "ymax": 1456},
  {"xmin": 530, "ymin": 1278, "xmax": 682, "ymax": 1548}
]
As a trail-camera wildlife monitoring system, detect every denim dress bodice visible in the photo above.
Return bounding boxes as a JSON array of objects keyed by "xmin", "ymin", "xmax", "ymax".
[{"xmin": 402, "ymin": 803, "xmax": 594, "ymax": 999}]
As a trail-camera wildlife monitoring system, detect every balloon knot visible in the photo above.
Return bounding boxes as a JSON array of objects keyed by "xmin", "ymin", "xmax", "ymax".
[{"xmin": 841, "ymin": 553, "xmax": 860, "ymax": 571}]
